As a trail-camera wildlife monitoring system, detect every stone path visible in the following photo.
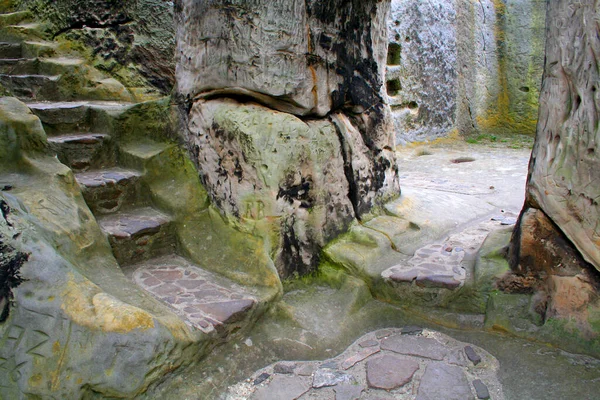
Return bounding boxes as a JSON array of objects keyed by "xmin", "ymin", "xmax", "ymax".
[
  {"xmin": 126, "ymin": 255, "xmax": 257, "ymax": 335},
  {"xmin": 381, "ymin": 214, "xmax": 518, "ymax": 290},
  {"xmin": 226, "ymin": 327, "xmax": 503, "ymax": 400}
]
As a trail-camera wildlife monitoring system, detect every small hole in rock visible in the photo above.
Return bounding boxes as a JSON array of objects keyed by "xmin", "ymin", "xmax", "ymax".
[
  {"xmin": 451, "ymin": 157, "xmax": 476, "ymax": 164},
  {"xmin": 519, "ymin": 86, "xmax": 530, "ymax": 92},
  {"xmin": 387, "ymin": 43, "xmax": 402, "ymax": 65},
  {"xmin": 386, "ymin": 78, "xmax": 402, "ymax": 95}
]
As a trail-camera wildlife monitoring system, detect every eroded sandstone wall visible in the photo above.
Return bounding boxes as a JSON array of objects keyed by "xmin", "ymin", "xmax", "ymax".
[
  {"xmin": 175, "ymin": 0, "xmax": 399, "ymax": 278},
  {"xmin": 509, "ymin": 0, "xmax": 600, "ymax": 335},
  {"xmin": 387, "ymin": 0, "xmax": 545, "ymax": 143}
]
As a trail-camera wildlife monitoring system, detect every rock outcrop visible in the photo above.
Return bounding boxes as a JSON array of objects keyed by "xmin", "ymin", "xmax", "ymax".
[
  {"xmin": 509, "ymin": 0, "xmax": 600, "ymax": 345},
  {"xmin": 176, "ymin": 0, "xmax": 400, "ymax": 278},
  {"xmin": 387, "ymin": 0, "xmax": 545, "ymax": 143}
]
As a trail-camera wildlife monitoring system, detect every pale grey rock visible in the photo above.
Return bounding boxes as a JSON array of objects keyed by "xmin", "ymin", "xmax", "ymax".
[
  {"xmin": 312, "ymin": 368, "xmax": 355, "ymax": 388},
  {"xmin": 388, "ymin": 0, "xmax": 545, "ymax": 143}
]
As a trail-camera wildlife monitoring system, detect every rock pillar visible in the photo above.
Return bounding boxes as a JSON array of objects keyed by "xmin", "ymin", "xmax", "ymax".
[{"xmin": 174, "ymin": 0, "xmax": 399, "ymax": 278}]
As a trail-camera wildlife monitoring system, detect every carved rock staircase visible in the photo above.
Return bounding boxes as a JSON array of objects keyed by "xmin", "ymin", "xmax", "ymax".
[{"xmin": 1, "ymin": 9, "xmax": 260, "ymax": 337}]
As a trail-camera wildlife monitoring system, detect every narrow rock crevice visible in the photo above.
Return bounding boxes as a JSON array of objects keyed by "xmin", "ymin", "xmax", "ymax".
[
  {"xmin": 331, "ymin": 117, "xmax": 361, "ymax": 221},
  {"xmin": 52, "ymin": 18, "xmax": 134, "ymax": 39}
]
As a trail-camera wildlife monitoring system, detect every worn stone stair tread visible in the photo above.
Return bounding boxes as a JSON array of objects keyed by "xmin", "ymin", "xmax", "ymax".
[
  {"xmin": 0, "ymin": 42, "xmax": 21, "ymax": 57},
  {"xmin": 121, "ymin": 141, "xmax": 174, "ymax": 160},
  {"xmin": 97, "ymin": 206, "xmax": 172, "ymax": 239},
  {"xmin": 47, "ymin": 132, "xmax": 109, "ymax": 144},
  {"xmin": 75, "ymin": 167, "xmax": 141, "ymax": 188},
  {"xmin": 125, "ymin": 254, "xmax": 258, "ymax": 333},
  {"xmin": 0, "ymin": 11, "xmax": 32, "ymax": 27},
  {"xmin": 27, "ymin": 100, "xmax": 133, "ymax": 109},
  {"xmin": 0, "ymin": 58, "xmax": 36, "ymax": 74},
  {"xmin": 0, "ymin": 72, "xmax": 58, "ymax": 78}
]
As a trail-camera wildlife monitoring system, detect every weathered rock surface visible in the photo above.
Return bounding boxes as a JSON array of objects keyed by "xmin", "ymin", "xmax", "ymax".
[
  {"xmin": 387, "ymin": 0, "xmax": 545, "ymax": 143},
  {"xmin": 176, "ymin": 0, "xmax": 390, "ymax": 118},
  {"xmin": 186, "ymin": 98, "xmax": 398, "ymax": 277},
  {"xmin": 506, "ymin": 0, "xmax": 600, "ymax": 351},
  {"xmin": 177, "ymin": 0, "xmax": 400, "ymax": 277},
  {"xmin": 514, "ymin": 0, "xmax": 600, "ymax": 272}
]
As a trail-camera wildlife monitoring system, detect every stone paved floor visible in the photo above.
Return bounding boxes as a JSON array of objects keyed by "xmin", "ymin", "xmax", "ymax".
[
  {"xmin": 127, "ymin": 255, "xmax": 257, "ymax": 334},
  {"xmin": 226, "ymin": 327, "xmax": 503, "ymax": 400}
]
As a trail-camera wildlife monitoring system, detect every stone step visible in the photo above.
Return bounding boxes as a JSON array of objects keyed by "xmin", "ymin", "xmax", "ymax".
[
  {"xmin": 1, "ymin": 22, "xmax": 48, "ymax": 41},
  {"xmin": 124, "ymin": 254, "xmax": 259, "ymax": 336},
  {"xmin": 119, "ymin": 141, "xmax": 175, "ymax": 170},
  {"xmin": 21, "ymin": 40, "xmax": 56, "ymax": 58},
  {"xmin": 48, "ymin": 133, "xmax": 115, "ymax": 171},
  {"xmin": 0, "ymin": 57, "xmax": 36, "ymax": 74},
  {"xmin": 28, "ymin": 101, "xmax": 132, "ymax": 135},
  {"xmin": 0, "ymin": 41, "xmax": 21, "ymax": 59},
  {"xmin": 0, "ymin": 57, "xmax": 84, "ymax": 75},
  {"xmin": 0, "ymin": 11, "xmax": 32, "ymax": 27},
  {"xmin": 76, "ymin": 167, "xmax": 145, "ymax": 214},
  {"xmin": 97, "ymin": 207, "xmax": 176, "ymax": 265},
  {"xmin": 0, "ymin": 73, "xmax": 60, "ymax": 101}
]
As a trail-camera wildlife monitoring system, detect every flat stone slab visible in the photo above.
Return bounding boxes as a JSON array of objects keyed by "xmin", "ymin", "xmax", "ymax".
[
  {"xmin": 416, "ymin": 362, "xmax": 474, "ymax": 400},
  {"xmin": 227, "ymin": 328, "xmax": 504, "ymax": 399},
  {"xmin": 76, "ymin": 168, "xmax": 141, "ymax": 188},
  {"xmin": 366, "ymin": 354, "xmax": 419, "ymax": 390},
  {"xmin": 334, "ymin": 383, "xmax": 364, "ymax": 400},
  {"xmin": 128, "ymin": 255, "xmax": 257, "ymax": 333},
  {"xmin": 98, "ymin": 206, "xmax": 171, "ymax": 239},
  {"xmin": 381, "ymin": 334, "xmax": 449, "ymax": 360},
  {"xmin": 48, "ymin": 132, "xmax": 109, "ymax": 145},
  {"xmin": 251, "ymin": 375, "xmax": 311, "ymax": 400}
]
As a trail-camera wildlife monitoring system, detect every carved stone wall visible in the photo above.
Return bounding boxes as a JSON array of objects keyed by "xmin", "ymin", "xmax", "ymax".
[{"xmin": 386, "ymin": 0, "xmax": 545, "ymax": 144}]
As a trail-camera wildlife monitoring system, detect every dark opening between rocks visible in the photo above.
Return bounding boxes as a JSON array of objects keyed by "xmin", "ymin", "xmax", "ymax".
[
  {"xmin": 386, "ymin": 78, "xmax": 402, "ymax": 96},
  {"xmin": 387, "ymin": 43, "xmax": 402, "ymax": 65}
]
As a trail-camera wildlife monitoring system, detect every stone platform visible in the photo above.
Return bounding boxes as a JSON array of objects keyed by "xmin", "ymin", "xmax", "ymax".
[
  {"xmin": 226, "ymin": 327, "xmax": 503, "ymax": 400},
  {"xmin": 125, "ymin": 255, "xmax": 259, "ymax": 336}
]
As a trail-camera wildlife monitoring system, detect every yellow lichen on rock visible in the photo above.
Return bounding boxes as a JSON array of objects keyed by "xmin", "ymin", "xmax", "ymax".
[{"xmin": 61, "ymin": 275, "xmax": 155, "ymax": 334}]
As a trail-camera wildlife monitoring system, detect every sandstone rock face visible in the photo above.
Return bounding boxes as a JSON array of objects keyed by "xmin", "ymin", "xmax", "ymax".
[
  {"xmin": 187, "ymin": 99, "xmax": 398, "ymax": 277},
  {"xmin": 507, "ymin": 0, "xmax": 600, "ymax": 346},
  {"xmin": 518, "ymin": 0, "xmax": 600, "ymax": 273},
  {"xmin": 387, "ymin": 0, "xmax": 545, "ymax": 143},
  {"xmin": 16, "ymin": 0, "xmax": 175, "ymax": 93},
  {"xmin": 177, "ymin": 1, "xmax": 400, "ymax": 277}
]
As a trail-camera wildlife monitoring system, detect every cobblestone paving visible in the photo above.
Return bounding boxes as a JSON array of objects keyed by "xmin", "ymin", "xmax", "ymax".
[
  {"xmin": 129, "ymin": 255, "xmax": 257, "ymax": 334},
  {"xmin": 226, "ymin": 327, "xmax": 503, "ymax": 400}
]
